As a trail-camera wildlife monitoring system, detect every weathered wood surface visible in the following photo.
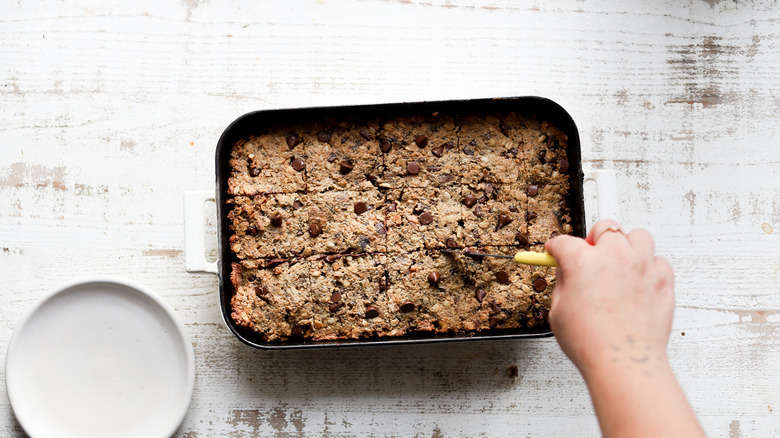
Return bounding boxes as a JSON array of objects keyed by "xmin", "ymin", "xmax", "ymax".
[{"xmin": 1, "ymin": 0, "xmax": 778, "ymax": 436}]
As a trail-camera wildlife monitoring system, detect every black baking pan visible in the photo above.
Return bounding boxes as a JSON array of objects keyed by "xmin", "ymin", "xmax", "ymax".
[{"xmin": 214, "ymin": 97, "xmax": 584, "ymax": 349}]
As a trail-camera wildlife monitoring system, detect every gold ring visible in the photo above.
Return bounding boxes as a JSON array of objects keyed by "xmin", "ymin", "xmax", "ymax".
[{"xmin": 595, "ymin": 225, "xmax": 624, "ymax": 242}]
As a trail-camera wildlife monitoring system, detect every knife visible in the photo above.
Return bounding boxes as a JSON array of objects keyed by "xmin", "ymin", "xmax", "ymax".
[{"xmin": 442, "ymin": 249, "xmax": 558, "ymax": 267}]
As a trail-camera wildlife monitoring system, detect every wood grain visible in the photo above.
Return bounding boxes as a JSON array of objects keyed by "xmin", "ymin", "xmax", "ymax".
[{"xmin": 1, "ymin": 0, "xmax": 779, "ymax": 436}]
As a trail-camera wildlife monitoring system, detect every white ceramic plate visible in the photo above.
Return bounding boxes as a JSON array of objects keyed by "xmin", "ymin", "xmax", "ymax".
[{"xmin": 6, "ymin": 278, "xmax": 195, "ymax": 438}]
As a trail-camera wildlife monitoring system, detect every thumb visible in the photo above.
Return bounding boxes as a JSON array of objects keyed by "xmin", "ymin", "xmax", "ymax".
[{"xmin": 545, "ymin": 234, "xmax": 589, "ymax": 267}]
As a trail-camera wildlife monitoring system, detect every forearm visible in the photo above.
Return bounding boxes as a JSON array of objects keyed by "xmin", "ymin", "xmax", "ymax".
[{"xmin": 582, "ymin": 345, "xmax": 706, "ymax": 438}]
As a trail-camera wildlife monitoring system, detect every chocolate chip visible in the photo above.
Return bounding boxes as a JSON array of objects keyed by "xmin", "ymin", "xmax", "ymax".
[
  {"xmin": 462, "ymin": 194, "xmax": 477, "ymax": 207},
  {"xmin": 533, "ymin": 278, "xmax": 548, "ymax": 292},
  {"xmin": 559, "ymin": 199, "xmax": 568, "ymax": 210},
  {"xmin": 364, "ymin": 307, "xmax": 379, "ymax": 319},
  {"xmin": 558, "ymin": 158, "xmax": 569, "ymax": 172},
  {"xmin": 431, "ymin": 146, "xmax": 444, "ymax": 157},
  {"xmin": 331, "ymin": 291, "xmax": 342, "ymax": 303},
  {"xmin": 418, "ymin": 211, "xmax": 433, "ymax": 225},
  {"xmin": 400, "ymin": 301, "xmax": 415, "ymax": 313},
  {"xmin": 380, "ymin": 138, "xmax": 391, "ymax": 153},
  {"xmin": 439, "ymin": 174, "xmax": 455, "ymax": 183},
  {"xmin": 496, "ymin": 214, "xmax": 512, "ymax": 230},
  {"xmin": 360, "ymin": 130, "xmax": 372, "ymax": 140},
  {"xmin": 291, "ymin": 325, "xmax": 304, "ymax": 336},
  {"xmin": 527, "ymin": 211, "xmax": 537, "ymax": 221},
  {"xmin": 415, "ymin": 135, "xmax": 428, "ymax": 148},
  {"xmin": 293, "ymin": 200, "xmax": 303, "ymax": 210},
  {"xmin": 387, "ymin": 202, "xmax": 397, "ymax": 212},
  {"xmin": 490, "ymin": 302, "xmax": 501, "ymax": 315},
  {"xmin": 444, "ymin": 141, "xmax": 455, "ymax": 150},
  {"xmin": 249, "ymin": 167, "xmax": 260, "ymax": 177},
  {"xmin": 407, "ymin": 162, "xmax": 420, "ymax": 175},
  {"xmin": 308, "ymin": 223, "xmax": 322, "ymax": 237},
  {"xmin": 327, "ymin": 152, "xmax": 338, "ymax": 163},
  {"xmin": 291, "ymin": 157, "xmax": 305, "ymax": 171},
  {"xmin": 263, "ymin": 258, "xmax": 286, "ymax": 268},
  {"xmin": 508, "ymin": 205, "xmax": 517, "ymax": 212},
  {"xmin": 463, "ymin": 148, "xmax": 474, "ymax": 156},
  {"xmin": 247, "ymin": 225, "xmax": 259, "ymax": 236},
  {"xmin": 426, "ymin": 166, "xmax": 441, "ymax": 172},
  {"xmin": 379, "ymin": 277, "xmax": 388, "ymax": 292},
  {"xmin": 446, "ymin": 238, "xmax": 458, "ymax": 248},
  {"xmin": 499, "ymin": 123, "xmax": 510, "ymax": 137},
  {"xmin": 427, "ymin": 271, "xmax": 441, "ymax": 286},
  {"xmin": 286, "ymin": 134, "xmax": 301, "ymax": 149},
  {"xmin": 469, "ymin": 139, "xmax": 477, "ymax": 146},
  {"xmin": 317, "ymin": 131, "xmax": 331, "ymax": 142},
  {"xmin": 534, "ymin": 307, "xmax": 549, "ymax": 321},
  {"xmin": 354, "ymin": 202, "xmax": 368, "ymax": 214},
  {"xmin": 473, "ymin": 205, "xmax": 484, "ymax": 218},
  {"xmin": 489, "ymin": 315, "xmax": 502, "ymax": 328},
  {"xmin": 538, "ymin": 150, "xmax": 547, "ymax": 164},
  {"xmin": 324, "ymin": 254, "xmax": 339, "ymax": 263},
  {"xmin": 496, "ymin": 270, "xmax": 509, "ymax": 284},
  {"xmin": 270, "ymin": 212, "xmax": 283, "ymax": 227},
  {"xmin": 515, "ymin": 233, "xmax": 529, "ymax": 246},
  {"xmin": 328, "ymin": 302, "xmax": 343, "ymax": 313},
  {"xmin": 256, "ymin": 285, "xmax": 269, "ymax": 296},
  {"xmin": 374, "ymin": 222, "xmax": 386, "ymax": 235},
  {"xmin": 475, "ymin": 289, "xmax": 486, "ymax": 303},
  {"xmin": 340, "ymin": 161, "xmax": 354, "ymax": 175},
  {"xmin": 259, "ymin": 333, "xmax": 270, "ymax": 342},
  {"xmin": 478, "ymin": 195, "xmax": 488, "ymax": 204},
  {"xmin": 526, "ymin": 185, "xmax": 538, "ymax": 197}
]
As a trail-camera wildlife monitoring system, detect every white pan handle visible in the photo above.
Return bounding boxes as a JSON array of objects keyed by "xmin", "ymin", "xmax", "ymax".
[
  {"xmin": 583, "ymin": 169, "xmax": 619, "ymax": 231},
  {"xmin": 183, "ymin": 190, "xmax": 219, "ymax": 274}
]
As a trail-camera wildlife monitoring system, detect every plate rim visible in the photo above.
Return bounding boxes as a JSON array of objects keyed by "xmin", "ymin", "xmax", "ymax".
[{"xmin": 5, "ymin": 276, "xmax": 196, "ymax": 438}]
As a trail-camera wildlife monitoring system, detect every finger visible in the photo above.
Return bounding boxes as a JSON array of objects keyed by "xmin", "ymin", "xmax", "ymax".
[
  {"xmin": 625, "ymin": 228, "xmax": 655, "ymax": 258},
  {"xmin": 586, "ymin": 219, "xmax": 625, "ymax": 246},
  {"xmin": 545, "ymin": 234, "xmax": 590, "ymax": 266},
  {"xmin": 653, "ymin": 256, "xmax": 675, "ymax": 294}
]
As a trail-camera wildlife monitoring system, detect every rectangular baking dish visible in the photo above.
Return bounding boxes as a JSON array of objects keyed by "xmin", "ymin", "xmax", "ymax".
[{"xmin": 184, "ymin": 97, "xmax": 617, "ymax": 350}]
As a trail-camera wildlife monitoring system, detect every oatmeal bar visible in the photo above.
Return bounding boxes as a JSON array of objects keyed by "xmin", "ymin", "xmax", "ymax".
[
  {"xmin": 227, "ymin": 131, "xmax": 307, "ymax": 195},
  {"xmin": 461, "ymin": 182, "xmax": 528, "ymax": 247},
  {"xmin": 526, "ymin": 183, "xmax": 573, "ymax": 244},
  {"xmin": 230, "ymin": 258, "xmax": 311, "ymax": 342},
  {"xmin": 227, "ymin": 194, "xmax": 310, "ymax": 259},
  {"xmin": 453, "ymin": 245, "xmax": 553, "ymax": 329},
  {"xmin": 305, "ymin": 119, "xmax": 385, "ymax": 193},
  {"xmin": 379, "ymin": 113, "xmax": 460, "ymax": 189},
  {"xmin": 306, "ymin": 190, "xmax": 386, "ymax": 254},
  {"xmin": 385, "ymin": 250, "xmax": 468, "ymax": 334},
  {"xmin": 385, "ymin": 186, "xmax": 465, "ymax": 252},
  {"xmin": 306, "ymin": 253, "xmax": 390, "ymax": 340},
  {"xmin": 457, "ymin": 113, "xmax": 528, "ymax": 186}
]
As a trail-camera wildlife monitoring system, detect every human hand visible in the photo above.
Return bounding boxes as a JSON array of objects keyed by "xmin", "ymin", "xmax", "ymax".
[{"xmin": 545, "ymin": 219, "xmax": 675, "ymax": 379}]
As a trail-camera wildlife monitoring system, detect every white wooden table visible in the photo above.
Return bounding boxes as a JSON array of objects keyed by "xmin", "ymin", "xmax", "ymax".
[{"xmin": 2, "ymin": 0, "xmax": 779, "ymax": 436}]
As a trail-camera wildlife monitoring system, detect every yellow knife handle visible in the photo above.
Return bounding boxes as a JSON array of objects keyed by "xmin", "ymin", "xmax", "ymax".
[{"xmin": 514, "ymin": 251, "xmax": 558, "ymax": 267}]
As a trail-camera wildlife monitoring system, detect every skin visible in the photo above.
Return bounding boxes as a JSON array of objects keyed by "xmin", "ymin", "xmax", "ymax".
[{"xmin": 545, "ymin": 219, "xmax": 706, "ymax": 438}]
